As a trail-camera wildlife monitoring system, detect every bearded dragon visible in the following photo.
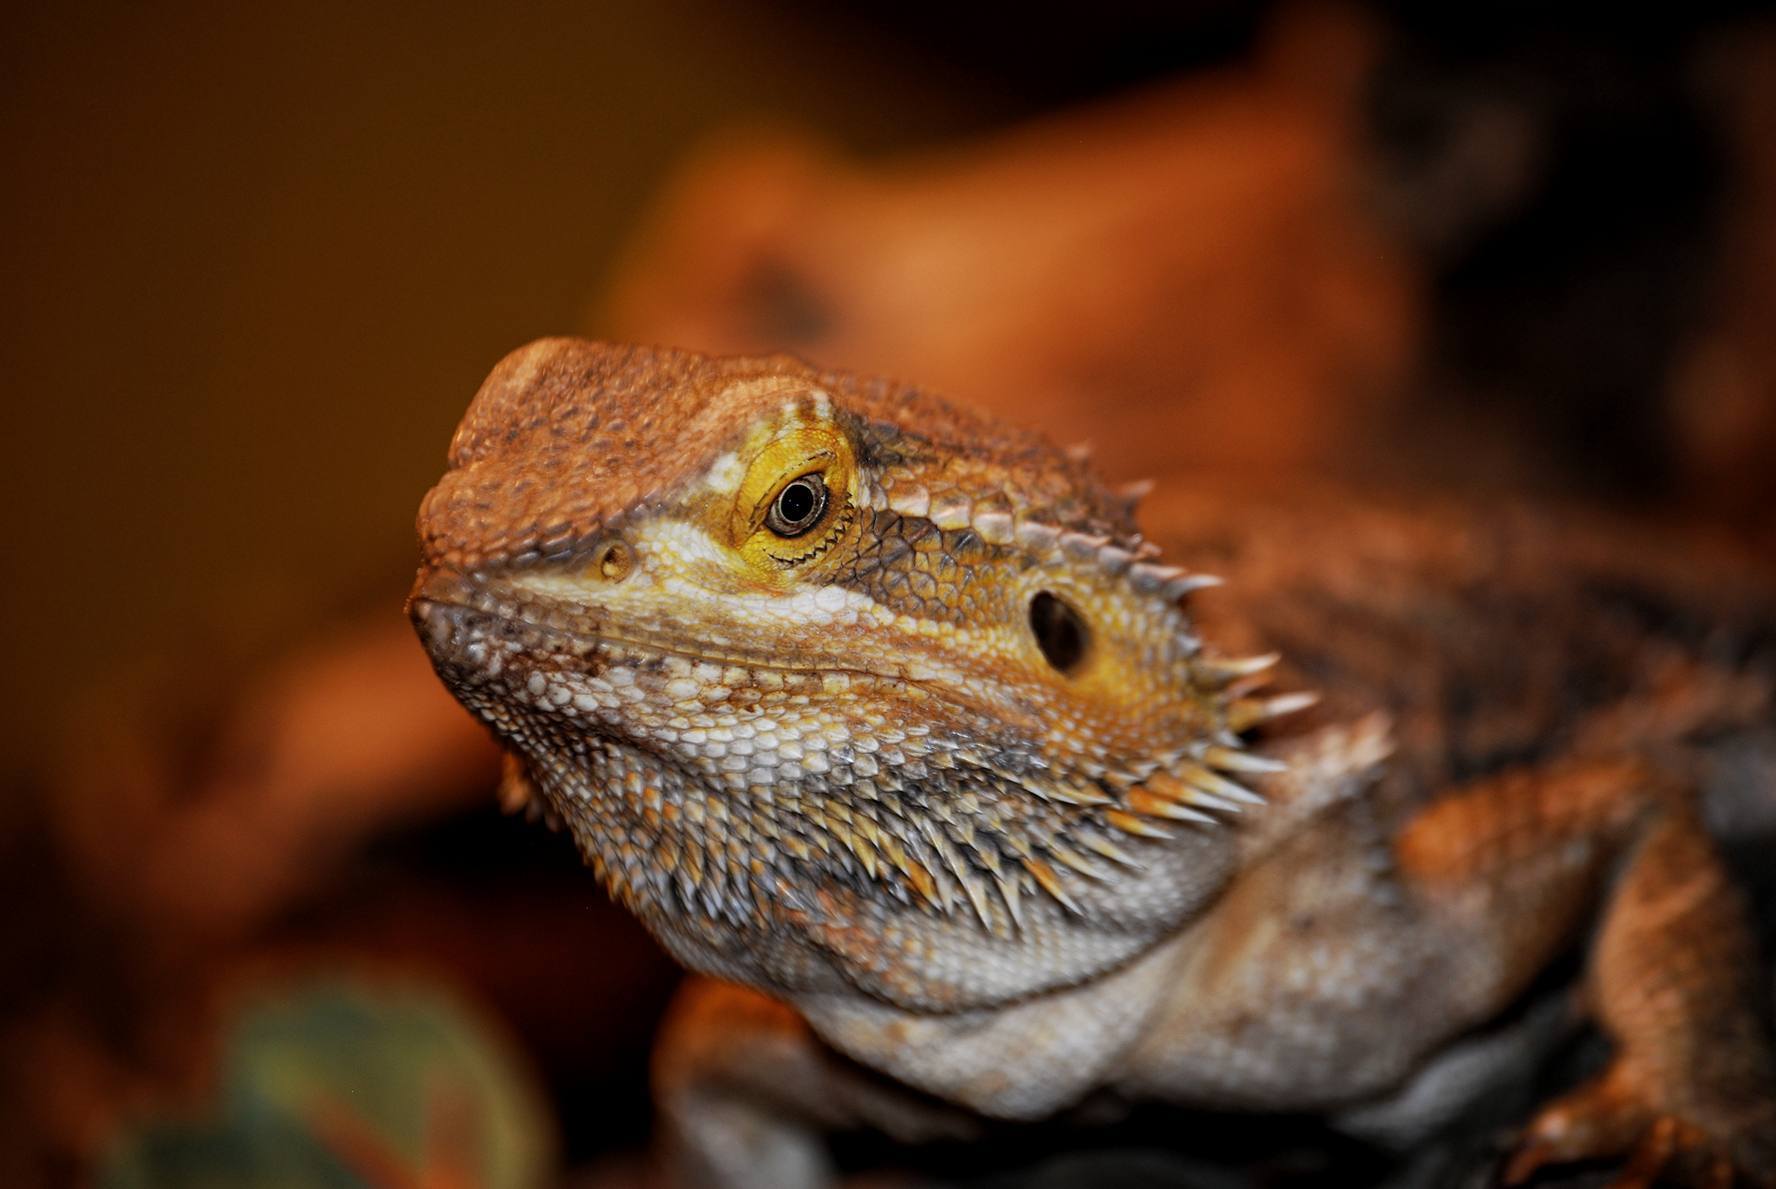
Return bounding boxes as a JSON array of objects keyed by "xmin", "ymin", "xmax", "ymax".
[{"xmin": 409, "ymin": 339, "xmax": 1776, "ymax": 1187}]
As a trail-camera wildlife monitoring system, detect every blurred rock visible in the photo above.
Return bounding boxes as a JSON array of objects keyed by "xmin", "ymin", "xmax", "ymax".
[
  {"xmin": 94, "ymin": 974, "xmax": 556, "ymax": 1189},
  {"xmin": 598, "ymin": 3, "xmax": 1418, "ymax": 486}
]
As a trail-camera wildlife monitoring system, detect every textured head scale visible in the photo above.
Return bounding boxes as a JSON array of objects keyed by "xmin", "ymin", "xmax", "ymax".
[{"xmin": 412, "ymin": 340, "xmax": 1286, "ymax": 1010}]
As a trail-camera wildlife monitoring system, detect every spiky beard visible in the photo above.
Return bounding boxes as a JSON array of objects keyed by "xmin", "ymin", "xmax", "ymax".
[{"xmin": 425, "ymin": 598, "xmax": 1305, "ymax": 944}]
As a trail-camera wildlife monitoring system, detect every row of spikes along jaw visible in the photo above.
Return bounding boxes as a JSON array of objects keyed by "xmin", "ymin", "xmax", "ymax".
[{"xmin": 417, "ymin": 408, "xmax": 1316, "ymax": 954}]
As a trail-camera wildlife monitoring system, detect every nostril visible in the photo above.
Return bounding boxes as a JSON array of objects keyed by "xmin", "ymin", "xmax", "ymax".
[
  {"xmin": 411, "ymin": 565, "xmax": 474, "ymax": 607},
  {"xmin": 591, "ymin": 539, "xmax": 634, "ymax": 583}
]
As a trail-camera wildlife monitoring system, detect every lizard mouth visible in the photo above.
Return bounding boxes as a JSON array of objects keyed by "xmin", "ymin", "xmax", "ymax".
[
  {"xmin": 406, "ymin": 566, "xmax": 1066, "ymax": 769},
  {"xmin": 412, "ymin": 584, "xmax": 1091, "ymax": 818},
  {"xmin": 408, "ymin": 564, "xmax": 935, "ymax": 685}
]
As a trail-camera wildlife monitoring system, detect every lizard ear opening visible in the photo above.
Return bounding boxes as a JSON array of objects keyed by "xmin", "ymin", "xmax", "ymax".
[{"xmin": 1029, "ymin": 591, "xmax": 1089, "ymax": 675}]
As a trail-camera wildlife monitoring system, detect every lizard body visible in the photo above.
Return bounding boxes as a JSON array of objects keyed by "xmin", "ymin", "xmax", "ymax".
[{"xmin": 411, "ymin": 339, "xmax": 1776, "ymax": 1185}]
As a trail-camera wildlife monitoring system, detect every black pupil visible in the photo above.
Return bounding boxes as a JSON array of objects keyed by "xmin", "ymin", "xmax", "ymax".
[
  {"xmin": 777, "ymin": 480, "xmax": 817, "ymax": 525},
  {"xmin": 1029, "ymin": 591, "xmax": 1089, "ymax": 674}
]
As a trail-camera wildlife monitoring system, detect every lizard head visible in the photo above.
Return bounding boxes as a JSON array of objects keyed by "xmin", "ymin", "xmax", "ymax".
[{"xmin": 411, "ymin": 339, "xmax": 1294, "ymax": 1010}]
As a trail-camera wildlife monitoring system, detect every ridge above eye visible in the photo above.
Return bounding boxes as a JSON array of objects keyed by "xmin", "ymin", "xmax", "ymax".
[{"xmin": 765, "ymin": 473, "xmax": 828, "ymax": 538}]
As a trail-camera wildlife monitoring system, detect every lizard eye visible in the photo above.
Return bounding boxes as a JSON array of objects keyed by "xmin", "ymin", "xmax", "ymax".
[
  {"xmin": 765, "ymin": 474, "xmax": 829, "ymax": 538},
  {"xmin": 1029, "ymin": 591, "xmax": 1089, "ymax": 674}
]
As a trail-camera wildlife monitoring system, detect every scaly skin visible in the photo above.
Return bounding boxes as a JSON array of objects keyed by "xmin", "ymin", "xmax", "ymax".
[{"xmin": 410, "ymin": 339, "xmax": 1776, "ymax": 1186}]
